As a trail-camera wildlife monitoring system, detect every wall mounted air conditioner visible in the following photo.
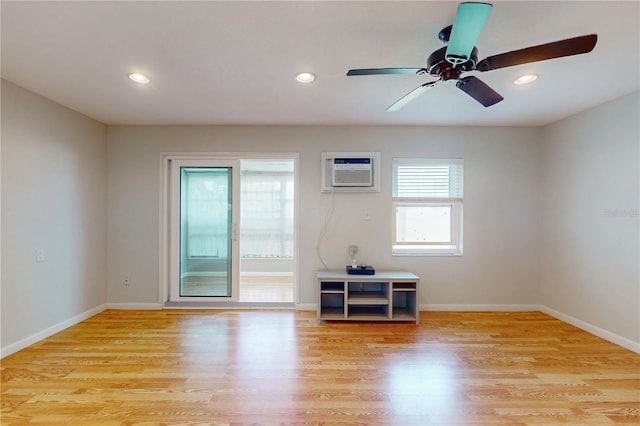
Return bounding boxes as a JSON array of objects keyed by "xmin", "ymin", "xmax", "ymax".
[{"xmin": 321, "ymin": 152, "xmax": 380, "ymax": 193}]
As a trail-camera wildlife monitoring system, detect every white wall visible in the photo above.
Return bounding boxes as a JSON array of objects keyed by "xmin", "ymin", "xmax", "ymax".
[
  {"xmin": 540, "ymin": 92, "xmax": 640, "ymax": 347},
  {"xmin": 1, "ymin": 80, "xmax": 108, "ymax": 356},
  {"xmin": 2, "ymin": 79, "xmax": 637, "ymax": 355},
  {"xmin": 106, "ymin": 125, "xmax": 542, "ymax": 308}
]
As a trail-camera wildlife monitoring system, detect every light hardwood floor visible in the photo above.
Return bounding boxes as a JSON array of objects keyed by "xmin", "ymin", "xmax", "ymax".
[
  {"xmin": 239, "ymin": 275, "xmax": 293, "ymax": 302},
  {"xmin": 1, "ymin": 310, "xmax": 639, "ymax": 425}
]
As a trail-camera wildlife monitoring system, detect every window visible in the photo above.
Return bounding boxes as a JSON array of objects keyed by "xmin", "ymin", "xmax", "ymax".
[
  {"xmin": 392, "ymin": 158, "xmax": 463, "ymax": 255},
  {"xmin": 240, "ymin": 160, "xmax": 294, "ymax": 259},
  {"xmin": 182, "ymin": 167, "xmax": 231, "ymax": 259}
]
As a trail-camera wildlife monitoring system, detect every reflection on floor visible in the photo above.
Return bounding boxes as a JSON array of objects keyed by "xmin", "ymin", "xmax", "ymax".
[
  {"xmin": 4, "ymin": 310, "xmax": 639, "ymax": 424},
  {"xmin": 240, "ymin": 275, "xmax": 293, "ymax": 302},
  {"xmin": 181, "ymin": 274, "xmax": 293, "ymax": 302}
]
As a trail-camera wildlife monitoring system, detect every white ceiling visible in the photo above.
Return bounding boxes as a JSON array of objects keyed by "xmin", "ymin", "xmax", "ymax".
[{"xmin": 1, "ymin": 1, "xmax": 638, "ymax": 127}]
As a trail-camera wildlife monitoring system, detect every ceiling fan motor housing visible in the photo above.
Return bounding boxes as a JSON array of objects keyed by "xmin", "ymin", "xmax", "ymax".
[{"xmin": 427, "ymin": 45, "xmax": 478, "ymax": 80}]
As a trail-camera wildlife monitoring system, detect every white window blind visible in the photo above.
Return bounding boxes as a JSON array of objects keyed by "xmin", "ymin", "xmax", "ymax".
[
  {"xmin": 392, "ymin": 158, "xmax": 463, "ymax": 202},
  {"xmin": 240, "ymin": 161, "xmax": 294, "ymax": 259},
  {"xmin": 183, "ymin": 168, "xmax": 230, "ymax": 259}
]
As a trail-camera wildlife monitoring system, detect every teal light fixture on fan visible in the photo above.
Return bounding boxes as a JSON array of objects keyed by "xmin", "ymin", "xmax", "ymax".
[
  {"xmin": 346, "ymin": 2, "xmax": 597, "ymax": 110},
  {"xmin": 445, "ymin": 2, "xmax": 493, "ymax": 66}
]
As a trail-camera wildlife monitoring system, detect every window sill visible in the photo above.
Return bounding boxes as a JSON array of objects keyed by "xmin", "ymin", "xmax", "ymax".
[{"xmin": 392, "ymin": 252, "xmax": 463, "ymax": 257}]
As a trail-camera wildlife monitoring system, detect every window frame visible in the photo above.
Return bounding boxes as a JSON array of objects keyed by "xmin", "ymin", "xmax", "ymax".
[{"xmin": 391, "ymin": 158, "xmax": 464, "ymax": 256}]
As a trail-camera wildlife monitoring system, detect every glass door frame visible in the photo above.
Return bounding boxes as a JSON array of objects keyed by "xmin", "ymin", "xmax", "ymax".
[
  {"xmin": 168, "ymin": 158, "xmax": 240, "ymax": 302},
  {"xmin": 160, "ymin": 152, "xmax": 299, "ymax": 307}
]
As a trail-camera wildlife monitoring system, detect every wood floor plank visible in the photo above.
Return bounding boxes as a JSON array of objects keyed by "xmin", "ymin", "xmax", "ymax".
[{"xmin": 1, "ymin": 310, "xmax": 639, "ymax": 425}]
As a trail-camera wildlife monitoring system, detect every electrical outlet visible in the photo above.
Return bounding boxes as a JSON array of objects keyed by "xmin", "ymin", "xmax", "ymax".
[
  {"xmin": 124, "ymin": 277, "xmax": 130, "ymax": 287},
  {"xmin": 348, "ymin": 244, "xmax": 358, "ymax": 257}
]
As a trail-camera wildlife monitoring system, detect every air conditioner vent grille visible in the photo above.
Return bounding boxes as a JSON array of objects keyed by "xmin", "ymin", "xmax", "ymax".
[{"xmin": 321, "ymin": 152, "xmax": 380, "ymax": 193}]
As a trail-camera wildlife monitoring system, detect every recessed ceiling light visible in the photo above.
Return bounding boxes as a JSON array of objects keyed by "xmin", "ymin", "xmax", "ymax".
[
  {"xmin": 296, "ymin": 72, "xmax": 316, "ymax": 83},
  {"xmin": 128, "ymin": 73, "xmax": 151, "ymax": 84},
  {"xmin": 513, "ymin": 74, "xmax": 538, "ymax": 85}
]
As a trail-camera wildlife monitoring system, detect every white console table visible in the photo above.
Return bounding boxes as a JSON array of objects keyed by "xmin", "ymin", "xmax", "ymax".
[{"xmin": 317, "ymin": 270, "xmax": 419, "ymax": 324}]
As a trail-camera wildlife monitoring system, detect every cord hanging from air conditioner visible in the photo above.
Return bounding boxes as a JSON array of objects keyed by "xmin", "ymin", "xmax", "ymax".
[{"xmin": 316, "ymin": 189, "xmax": 336, "ymax": 270}]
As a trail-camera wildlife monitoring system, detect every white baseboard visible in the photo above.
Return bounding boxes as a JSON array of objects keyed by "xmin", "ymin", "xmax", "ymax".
[
  {"xmin": 1, "ymin": 303, "xmax": 109, "ymax": 359},
  {"xmin": 540, "ymin": 305, "xmax": 640, "ymax": 354},
  {"xmin": 299, "ymin": 304, "xmax": 539, "ymax": 313},
  {"xmin": 107, "ymin": 303, "xmax": 163, "ymax": 310},
  {"xmin": 300, "ymin": 304, "xmax": 539, "ymax": 314},
  {"xmin": 421, "ymin": 304, "xmax": 540, "ymax": 312}
]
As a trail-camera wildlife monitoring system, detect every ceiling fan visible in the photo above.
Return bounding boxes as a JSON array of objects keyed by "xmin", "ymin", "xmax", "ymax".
[{"xmin": 347, "ymin": 2, "xmax": 597, "ymax": 110}]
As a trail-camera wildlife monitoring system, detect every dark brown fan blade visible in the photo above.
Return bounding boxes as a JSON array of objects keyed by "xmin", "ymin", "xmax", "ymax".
[
  {"xmin": 476, "ymin": 34, "xmax": 597, "ymax": 72},
  {"xmin": 347, "ymin": 68, "xmax": 424, "ymax": 76},
  {"xmin": 456, "ymin": 76, "xmax": 503, "ymax": 107}
]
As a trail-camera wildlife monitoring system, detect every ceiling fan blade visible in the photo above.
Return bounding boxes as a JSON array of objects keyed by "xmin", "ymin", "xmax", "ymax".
[
  {"xmin": 386, "ymin": 81, "xmax": 439, "ymax": 112},
  {"xmin": 347, "ymin": 68, "xmax": 424, "ymax": 76},
  {"xmin": 476, "ymin": 34, "xmax": 597, "ymax": 71},
  {"xmin": 445, "ymin": 2, "xmax": 493, "ymax": 66},
  {"xmin": 456, "ymin": 76, "xmax": 503, "ymax": 107}
]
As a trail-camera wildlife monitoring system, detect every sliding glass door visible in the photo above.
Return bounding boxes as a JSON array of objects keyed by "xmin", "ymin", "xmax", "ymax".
[
  {"xmin": 169, "ymin": 159, "xmax": 240, "ymax": 301},
  {"xmin": 239, "ymin": 160, "xmax": 295, "ymax": 302}
]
